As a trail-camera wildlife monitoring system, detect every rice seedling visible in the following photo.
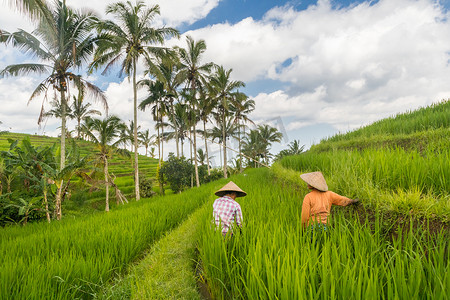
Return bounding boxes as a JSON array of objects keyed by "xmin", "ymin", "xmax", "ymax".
[
  {"xmin": 0, "ymin": 185, "xmax": 209, "ymax": 299},
  {"xmin": 198, "ymin": 168, "xmax": 449, "ymax": 300}
]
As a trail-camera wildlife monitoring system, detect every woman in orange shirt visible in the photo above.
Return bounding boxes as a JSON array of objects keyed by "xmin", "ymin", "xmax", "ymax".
[{"xmin": 300, "ymin": 171, "xmax": 358, "ymax": 229}]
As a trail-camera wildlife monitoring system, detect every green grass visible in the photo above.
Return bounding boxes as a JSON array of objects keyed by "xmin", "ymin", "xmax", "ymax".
[
  {"xmin": 324, "ymin": 99, "xmax": 450, "ymax": 142},
  {"xmin": 0, "ymin": 186, "xmax": 209, "ymax": 299},
  {"xmin": 198, "ymin": 168, "xmax": 449, "ymax": 299}
]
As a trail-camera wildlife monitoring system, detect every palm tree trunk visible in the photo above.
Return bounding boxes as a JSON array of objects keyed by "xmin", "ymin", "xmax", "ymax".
[
  {"xmin": 157, "ymin": 121, "xmax": 161, "ymax": 167},
  {"xmin": 222, "ymin": 111, "xmax": 227, "ymax": 178},
  {"xmin": 55, "ymin": 180, "xmax": 63, "ymax": 220},
  {"xmin": 60, "ymin": 88, "xmax": 66, "ymax": 170},
  {"xmin": 133, "ymin": 59, "xmax": 140, "ymax": 201},
  {"xmin": 43, "ymin": 186, "xmax": 50, "ymax": 223},
  {"xmin": 193, "ymin": 123, "xmax": 200, "ymax": 187},
  {"xmin": 77, "ymin": 118, "xmax": 81, "ymax": 139},
  {"xmin": 181, "ymin": 138, "xmax": 184, "ymax": 157},
  {"xmin": 203, "ymin": 120, "xmax": 210, "ymax": 176},
  {"xmin": 171, "ymin": 101, "xmax": 180, "ymax": 158},
  {"xmin": 238, "ymin": 120, "xmax": 242, "ymax": 173},
  {"xmin": 104, "ymin": 157, "xmax": 109, "ymax": 212},
  {"xmin": 161, "ymin": 120, "xmax": 164, "ymax": 163}
]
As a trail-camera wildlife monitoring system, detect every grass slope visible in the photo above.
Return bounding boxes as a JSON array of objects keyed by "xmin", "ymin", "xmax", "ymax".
[{"xmin": 0, "ymin": 133, "xmax": 159, "ymax": 215}]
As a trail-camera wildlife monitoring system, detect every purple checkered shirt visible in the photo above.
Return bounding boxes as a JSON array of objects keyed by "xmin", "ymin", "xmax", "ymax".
[{"xmin": 213, "ymin": 195, "xmax": 243, "ymax": 235}]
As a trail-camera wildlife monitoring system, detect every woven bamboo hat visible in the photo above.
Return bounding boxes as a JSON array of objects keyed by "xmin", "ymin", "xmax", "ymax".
[
  {"xmin": 215, "ymin": 181, "xmax": 247, "ymax": 197},
  {"xmin": 300, "ymin": 171, "xmax": 328, "ymax": 192}
]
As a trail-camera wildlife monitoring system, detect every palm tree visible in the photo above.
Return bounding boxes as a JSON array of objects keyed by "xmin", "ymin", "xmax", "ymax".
[
  {"xmin": 242, "ymin": 129, "xmax": 267, "ymax": 168},
  {"xmin": 198, "ymin": 86, "xmax": 215, "ymax": 175},
  {"xmin": 209, "ymin": 65, "xmax": 244, "ymax": 178},
  {"xmin": 163, "ymin": 102, "xmax": 190, "ymax": 157},
  {"xmin": 209, "ymin": 115, "xmax": 240, "ymax": 172},
  {"xmin": 138, "ymin": 129, "xmax": 155, "ymax": 157},
  {"xmin": 82, "ymin": 115, "xmax": 125, "ymax": 211},
  {"xmin": 139, "ymin": 79, "xmax": 168, "ymax": 166},
  {"xmin": 146, "ymin": 57, "xmax": 182, "ymax": 157},
  {"xmin": 257, "ymin": 124, "xmax": 283, "ymax": 164},
  {"xmin": 90, "ymin": 0, "xmax": 179, "ymax": 201},
  {"xmin": 176, "ymin": 36, "xmax": 214, "ymax": 187},
  {"xmin": 230, "ymin": 92, "xmax": 255, "ymax": 173},
  {"xmin": 1, "ymin": 1, "xmax": 107, "ymax": 170},
  {"xmin": 71, "ymin": 93, "xmax": 101, "ymax": 139}
]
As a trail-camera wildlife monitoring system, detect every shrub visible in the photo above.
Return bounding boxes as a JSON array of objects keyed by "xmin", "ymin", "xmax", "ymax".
[
  {"xmin": 139, "ymin": 177, "xmax": 155, "ymax": 198},
  {"xmin": 158, "ymin": 154, "xmax": 193, "ymax": 194}
]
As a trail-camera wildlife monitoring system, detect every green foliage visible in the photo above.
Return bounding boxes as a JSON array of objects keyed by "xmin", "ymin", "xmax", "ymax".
[
  {"xmin": 139, "ymin": 176, "xmax": 155, "ymax": 198},
  {"xmin": 159, "ymin": 154, "xmax": 194, "ymax": 193}
]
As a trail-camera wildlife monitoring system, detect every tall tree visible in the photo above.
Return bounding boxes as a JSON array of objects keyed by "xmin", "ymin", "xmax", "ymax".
[
  {"xmin": 82, "ymin": 115, "xmax": 126, "ymax": 211},
  {"xmin": 230, "ymin": 92, "xmax": 255, "ymax": 172},
  {"xmin": 176, "ymin": 36, "xmax": 214, "ymax": 187},
  {"xmin": 138, "ymin": 129, "xmax": 155, "ymax": 157},
  {"xmin": 209, "ymin": 65, "xmax": 244, "ymax": 178},
  {"xmin": 90, "ymin": 0, "xmax": 179, "ymax": 200},
  {"xmin": 71, "ymin": 93, "xmax": 101, "ymax": 139},
  {"xmin": 198, "ymin": 86, "xmax": 215, "ymax": 175},
  {"xmin": 1, "ymin": 1, "xmax": 107, "ymax": 170},
  {"xmin": 256, "ymin": 124, "xmax": 283, "ymax": 164},
  {"xmin": 139, "ymin": 80, "xmax": 167, "ymax": 165},
  {"xmin": 146, "ymin": 57, "xmax": 182, "ymax": 157}
]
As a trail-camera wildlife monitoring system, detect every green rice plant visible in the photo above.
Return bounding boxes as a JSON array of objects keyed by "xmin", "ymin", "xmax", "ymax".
[
  {"xmin": 324, "ymin": 99, "xmax": 450, "ymax": 142},
  {"xmin": 0, "ymin": 185, "xmax": 210, "ymax": 299},
  {"xmin": 198, "ymin": 168, "xmax": 449, "ymax": 300},
  {"xmin": 277, "ymin": 145, "xmax": 450, "ymax": 220}
]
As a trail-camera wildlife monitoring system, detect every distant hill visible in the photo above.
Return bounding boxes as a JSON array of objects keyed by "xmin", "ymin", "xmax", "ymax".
[{"xmin": 0, "ymin": 133, "xmax": 160, "ymax": 215}]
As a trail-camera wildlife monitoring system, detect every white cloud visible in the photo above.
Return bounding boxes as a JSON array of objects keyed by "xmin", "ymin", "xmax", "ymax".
[
  {"xmin": 181, "ymin": 0, "xmax": 450, "ymax": 138},
  {"xmin": 2, "ymin": 0, "xmax": 450, "ymax": 156}
]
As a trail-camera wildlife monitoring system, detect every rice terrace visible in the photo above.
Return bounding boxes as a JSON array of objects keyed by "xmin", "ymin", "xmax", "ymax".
[{"xmin": 0, "ymin": 0, "xmax": 449, "ymax": 299}]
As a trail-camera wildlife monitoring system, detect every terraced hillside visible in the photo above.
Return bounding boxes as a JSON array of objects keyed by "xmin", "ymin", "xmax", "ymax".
[{"xmin": 0, "ymin": 133, "xmax": 159, "ymax": 215}]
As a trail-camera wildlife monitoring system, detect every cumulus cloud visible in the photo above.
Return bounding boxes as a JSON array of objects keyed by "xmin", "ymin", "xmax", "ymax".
[
  {"xmin": 1, "ymin": 0, "xmax": 450, "ymax": 154},
  {"xmin": 0, "ymin": 0, "xmax": 221, "ymax": 31},
  {"xmin": 179, "ymin": 0, "xmax": 450, "ymax": 135}
]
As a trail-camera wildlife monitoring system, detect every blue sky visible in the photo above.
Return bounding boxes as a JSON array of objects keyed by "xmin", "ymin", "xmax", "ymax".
[{"xmin": 1, "ymin": 0, "xmax": 450, "ymax": 163}]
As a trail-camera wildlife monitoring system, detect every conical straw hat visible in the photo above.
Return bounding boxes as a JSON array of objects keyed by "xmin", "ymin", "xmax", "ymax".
[
  {"xmin": 215, "ymin": 181, "xmax": 247, "ymax": 197},
  {"xmin": 300, "ymin": 172, "xmax": 328, "ymax": 192}
]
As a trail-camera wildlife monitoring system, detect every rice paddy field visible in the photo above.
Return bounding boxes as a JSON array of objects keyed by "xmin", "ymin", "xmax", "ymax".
[
  {"xmin": 0, "ymin": 100, "xmax": 449, "ymax": 299},
  {"xmin": 0, "ymin": 133, "xmax": 160, "ymax": 215}
]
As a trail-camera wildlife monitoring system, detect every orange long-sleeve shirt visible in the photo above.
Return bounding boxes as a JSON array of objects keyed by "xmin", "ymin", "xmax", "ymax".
[{"xmin": 301, "ymin": 190, "xmax": 353, "ymax": 226}]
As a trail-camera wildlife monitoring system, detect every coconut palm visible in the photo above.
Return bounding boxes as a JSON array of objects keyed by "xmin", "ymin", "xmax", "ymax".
[
  {"xmin": 138, "ymin": 79, "xmax": 168, "ymax": 166},
  {"xmin": 256, "ymin": 124, "xmax": 283, "ymax": 164},
  {"xmin": 82, "ymin": 115, "xmax": 126, "ymax": 211},
  {"xmin": 230, "ymin": 92, "xmax": 255, "ymax": 172},
  {"xmin": 163, "ymin": 102, "xmax": 191, "ymax": 157},
  {"xmin": 176, "ymin": 36, "xmax": 214, "ymax": 187},
  {"xmin": 197, "ymin": 86, "xmax": 215, "ymax": 175},
  {"xmin": 242, "ymin": 129, "xmax": 267, "ymax": 168},
  {"xmin": 146, "ymin": 57, "xmax": 183, "ymax": 157},
  {"xmin": 71, "ymin": 93, "xmax": 101, "ymax": 139},
  {"xmin": 90, "ymin": 0, "xmax": 179, "ymax": 200},
  {"xmin": 209, "ymin": 65, "xmax": 245, "ymax": 178},
  {"xmin": 1, "ymin": 1, "xmax": 107, "ymax": 170},
  {"xmin": 138, "ymin": 129, "xmax": 155, "ymax": 157},
  {"xmin": 209, "ymin": 116, "xmax": 240, "ymax": 172}
]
